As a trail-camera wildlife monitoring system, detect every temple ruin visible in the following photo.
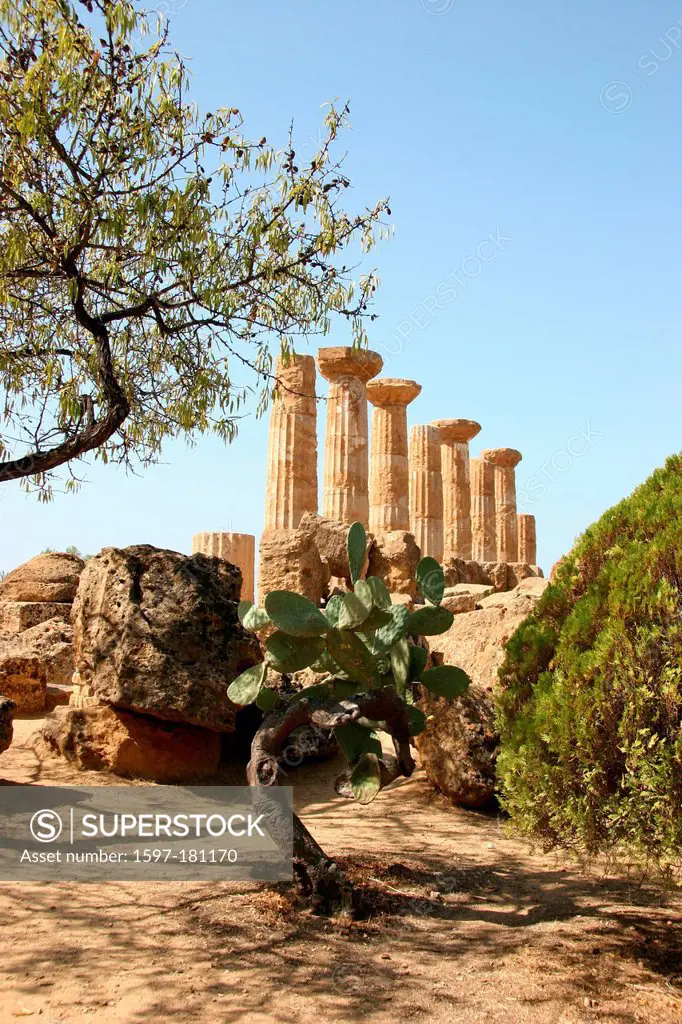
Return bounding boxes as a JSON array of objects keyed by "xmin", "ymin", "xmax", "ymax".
[{"xmin": 193, "ymin": 345, "xmax": 540, "ymax": 602}]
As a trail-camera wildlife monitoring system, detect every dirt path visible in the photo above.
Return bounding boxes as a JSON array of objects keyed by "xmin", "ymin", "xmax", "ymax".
[{"xmin": 0, "ymin": 716, "xmax": 680, "ymax": 1024}]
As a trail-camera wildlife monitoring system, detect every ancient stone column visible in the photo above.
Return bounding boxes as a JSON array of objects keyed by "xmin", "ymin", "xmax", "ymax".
[
  {"xmin": 318, "ymin": 346, "xmax": 383, "ymax": 526},
  {"xmin": 366, "ymin": 378, "xmax": 421, "ymax": 535},
  {"xmin": 264, "ymin": 353, "xmax": 318, "ymax": 531},
  {"xmin": 481, "ymin": 448, "xmax": 523, "ymax": 562},
  {"xmin": 517, "ymin": 513, "xmax": 537, "ymax": 565},
  {"xmin": 192, "ymin": 532, "xmax": 255, "ymax": 603},
  {"xmin": 470, "ymin": 458, "xmax": 496, "ymax": 562},
  {"xmin": 408, "ymin": 424, "xmax": 444, "ymax": 561},
  {"xmin": 432, "ymin": 419, "xmax": 481, "ymax": 561}
]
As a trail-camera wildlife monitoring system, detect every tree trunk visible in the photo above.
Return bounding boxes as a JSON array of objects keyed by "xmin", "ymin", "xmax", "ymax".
[{"xmin": 246, "ymin": 686, "xmax": 415, "ymax": 915}]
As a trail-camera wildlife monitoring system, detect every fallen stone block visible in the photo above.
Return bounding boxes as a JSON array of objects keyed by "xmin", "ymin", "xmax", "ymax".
[
  {"xmin": 32, "ymin": 704, "xmax": 221, "ymax": 782},
  {"xmin": 0, "ymin": 601, "xmax": 72, "ymax": 633}
]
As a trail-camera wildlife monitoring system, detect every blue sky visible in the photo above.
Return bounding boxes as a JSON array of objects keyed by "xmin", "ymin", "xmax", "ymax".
[{"xmin": 3, "ymin": 0, "xmax": 681, "ymax": 574}]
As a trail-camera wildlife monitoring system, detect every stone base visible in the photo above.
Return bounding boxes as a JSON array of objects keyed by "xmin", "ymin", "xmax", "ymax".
[
  {"xmin": 0, "ymin": 601, "xmax": 72, "ymax": 633},
  {"xmin": 33, "ymin": 704, "xmax": 222, "ymax": 782}
]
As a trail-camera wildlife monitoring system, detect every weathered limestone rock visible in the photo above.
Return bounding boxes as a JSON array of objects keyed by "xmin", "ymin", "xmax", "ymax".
[
  {"xmin": 258, "ymin": 528, "xmax": 329, "ymax": 605},
  {"xmin": 517, "ymin": 513, "xmax": 537, "ymax": 565},
  {"xmin": 0, "ymin": 653, "xmax": 45, "ymax": 713},
  {"xmin": 0, "ymin": 552, "xmax": 84, "ymax": 603},
  {"xmin": 34, "ymin": 705, "xmax": 221, "ymax": 782},
  {"xmin": 366, "ymin": 531, "xmax": 421, "ymax": 598},
  {"xmin": 433, "ymin": 419, "xmax": 481, "ymax": 561},
  {"xmin": 192, "ymin": 532, "xmax": 255, "ymax": 603},
  {"xmin": 506, "ymin": 561, "xmax": 543, "ymax": 590},
  {"xmin": 443, "ymin": 557, "xmax": 507, "ymax": 591},
  {"xmin": 470, "ymin": 457, "xmax": 497, "ymax": 562},
  {"xmin": 367, "ymin": 378, "xmax": 421, "ymax": 535},
  {"xmin": 0, "ymin": 619, "xmax": 74, "ymax": 713},
  {"xmin": 264, "ymin": 354, "xmax": 318, "ymax": 531},
  {"xmin": 318, "ymin": 346, "xmax": 383, "ymax": 526},
  {"xmin": 0, "ymin": 696, "xmax": 15, "ymax": 755},
  {"xmin": 441, "ymin": 592, "xmax": 478, "ymax": 614},
  {"xmin": 446, "ymin": 583, "xmax": 495, "ymax": 600},
  {"xmin": 417, "ymin": 685, "xmax": 498, "ymax": 809},
  {"xmin": 72, "ymin": 545, "xmax": 259, "ymax": 731},
  {"xmin": 298, "ymin": 511, "xmax": 369, "ymax": 583},
  {"xmin": 0, "ymin": 601, "xmax": 71, "ymax": 633},
  {"xmin": 408, "ymin": 424, "xmax": 444, "ymax": 561},
  {"xmin": 417, "ymin": 577, "xmax": 548, "ymax": 808},
  {"xmin": 481, "ymin": 448, "xmax": 522, "ymax": 562},
  {"xmin": 478, "ymin": 576, "xmax": 549, "ymax": 610}
]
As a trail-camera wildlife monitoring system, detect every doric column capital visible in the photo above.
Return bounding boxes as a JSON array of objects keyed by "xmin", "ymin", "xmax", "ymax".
[
  {"xmin": 481, "ymin": 447, "xmax": 522, "ymax": 469},
  {"xmin": 367, "ymin": 377, "xmax": 421, "ymax": 408},
  {"xmin": 317, "ymin": 346, "xmax": 383, "ymax": 384},
  {"xmin": 432, "ymin": 418, "xmax": 482, "ymax": 444}
]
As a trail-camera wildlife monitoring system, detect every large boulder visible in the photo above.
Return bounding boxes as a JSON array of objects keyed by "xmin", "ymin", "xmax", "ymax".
[
  {"xmin": 416, "ymin": 578, "xmax": 549, "ymax": 808},
  {"xmin": 0, "ymin": 696, "xmax": 15, "ymax": 755},
  {"xmin": 298, "ymin": 512, "xmax": 371, "ymax": 585},
  {"xmin": 258, "ymin": 528, "xmax": 330, "ymax": 605},
  {"xmin": 72, "ymin": 545, "xmax": 259, "ymax": 731},
  {"xmin": 0, "ymin": 552, "xmax": 84, "ymax": 603},
  {"xmin": 0, "ymin": 618, "xmax": 74, "ymax": 713},
  {"xmin": 33, "ymin": 705, "xmax": 221, "ymax": 782},
  {"xmin": 367, "ymin": 531, "xmax": 420, "ymax": 597}
]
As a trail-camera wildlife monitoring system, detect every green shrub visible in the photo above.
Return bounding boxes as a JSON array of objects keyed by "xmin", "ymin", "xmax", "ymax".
[{"xmin": 496, "ymin": 454, "xmax": 682, "ymax": 869}]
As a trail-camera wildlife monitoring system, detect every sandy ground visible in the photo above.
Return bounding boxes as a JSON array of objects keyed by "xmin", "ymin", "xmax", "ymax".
[{"xmin": 0, "ymin": 715, "xmax": 680, "ymax": 1024}]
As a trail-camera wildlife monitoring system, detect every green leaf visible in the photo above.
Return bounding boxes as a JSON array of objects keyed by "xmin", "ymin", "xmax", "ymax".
[
  {"xmin": 365, "ymin": 576, "xmax": 392, "ymax": 610},
  {"xmin": 374, "ymin": 604, "xmax": 410, "ymax": 651},
  {"xmin": 347, "ymin": 521, "xmax": 366, "ymax": 584},
  {"xmin": 286, "ymin": 682, "xmax": 332, "ymax": 705},
  {"xmin": 238, "ymin": 600, "xmax": 271, "ymax": 632},
  {"xmin": 227, "ymin": 662, "xmax": 266, "ymax": 705},
  {"xmin": 311, "ymin": 648, "xmax": 351, "ymax": 679},
  {"xmin": 407, "ymin": 605, "xmax": 454, "ymax": 636},
  {"xmin": 334, "ymin": 721, "xmax": 382, "ymax": 764},
  {"xmin": 255, "ymin": 687, "xmax": 280, "ymax": 712},
  {"xmin": 338, "ymin": 591, "xmax": 371, "ymax": 629},
  {"xmin": 264, "ymin": 591, "xmax": 330, "ymax": 637},
  {"xmin": 324, "ymin": 594, "xmax": 345, "ymax": 627},
  {"xmin": 420, "ymin": 665, "xmax": 470, "ymax": 697},
  {"xmin": 285, "ymin": 679, "xmax": 357, "ymax": 706},
  {"xmin": 350, "ymin": 752, "xmax": 382, "ymax": 804},
  {"xmin": 346, "ymin": 581, "xmax": 391, "ymax": 630},
  {"xmin": 265, "ymin": 632, "xmax": 326, "ymax": 674},
  {"xmin": 389, "ymin": 636, "xmax": 411, "ymax": 697},
  {"xmin": 406, "ymin": 705, "xmax": 428, "ymax": 736},
  {"xmin": 416, "ymin": 557, "xmax": 445, "ymax": 606},
  {"xmin": 358, "ymin": 605, "xmax": 392, "ymax": 631},
  {"xmin": 408, "ymin": 644, "xmax": 428, "ymax": 682},
  {"xmin": 326, "ymin": 628, "xmax": 382, "ymax": 687}
]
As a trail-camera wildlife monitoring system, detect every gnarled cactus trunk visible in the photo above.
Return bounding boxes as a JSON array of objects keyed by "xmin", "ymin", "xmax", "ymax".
[{"xmin": 246, "ymin": 687, "xmax": 415, "ymax": 915}]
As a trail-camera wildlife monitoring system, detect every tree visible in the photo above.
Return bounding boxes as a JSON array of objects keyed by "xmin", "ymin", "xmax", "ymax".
[
  {"xmin": 230, "ymin": 522, "xmax": 471, "ymax": 913},
  {"xmin": 0, "ymin": 0, "xmax": 389, "ymax": 498}
]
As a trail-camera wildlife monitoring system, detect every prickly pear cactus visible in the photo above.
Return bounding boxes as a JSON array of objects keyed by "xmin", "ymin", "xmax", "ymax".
[{"xmin": 229, "ymin": 522, "xmax": 470, "ymax": 805}]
